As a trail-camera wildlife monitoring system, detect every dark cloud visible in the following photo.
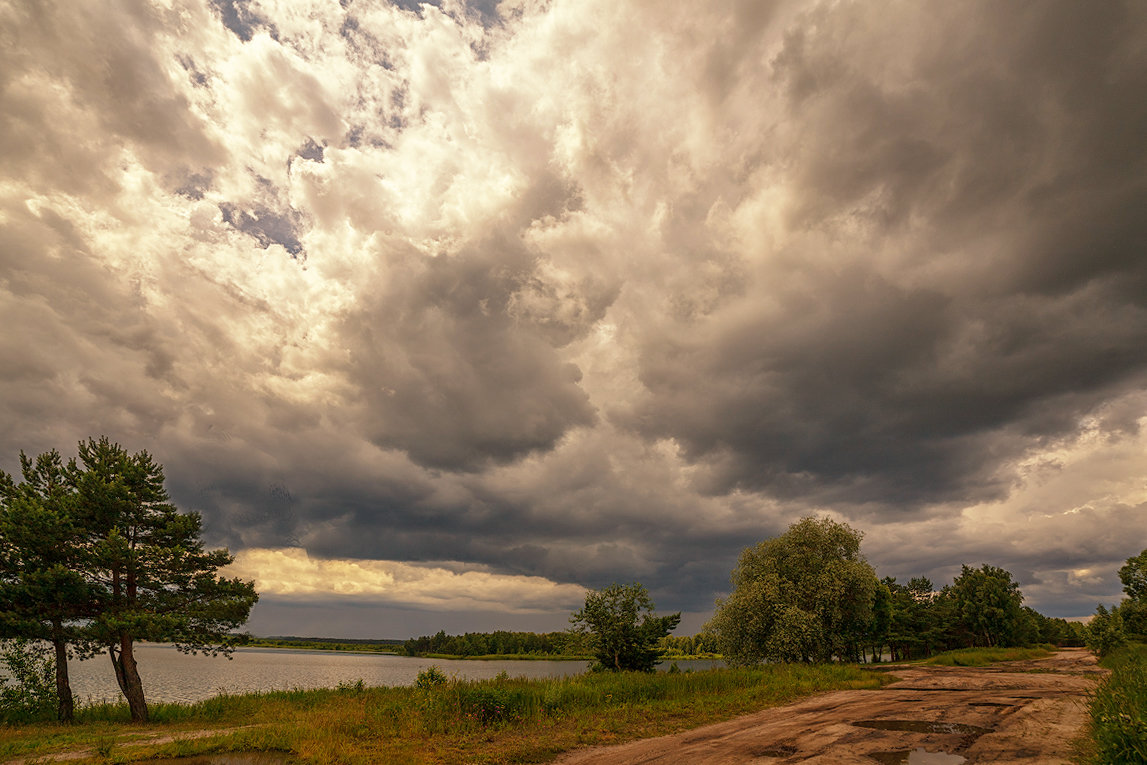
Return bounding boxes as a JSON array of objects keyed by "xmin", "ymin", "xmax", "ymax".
[
  {"xmin": 624, "ymin": 0, "xmax": 1147, "ymax": 515},
  {"xmin": 337, "ymin": 237, "xmax": 599, "ymax": 471}
]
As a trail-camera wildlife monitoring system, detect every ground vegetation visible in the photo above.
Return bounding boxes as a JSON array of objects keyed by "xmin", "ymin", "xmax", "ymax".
[
  {"xmin": 1085, "ymin": 642, "xmax": 1147, "ymax": 764},
  {"xmin": 0, "ymin": 662, "xmax": 887, "ymax": 763}
]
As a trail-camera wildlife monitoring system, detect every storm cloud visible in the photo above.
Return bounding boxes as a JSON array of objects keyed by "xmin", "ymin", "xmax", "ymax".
[{"xmin": 2, "ymin": 0, "xmax": 1145, "ymax": 635}]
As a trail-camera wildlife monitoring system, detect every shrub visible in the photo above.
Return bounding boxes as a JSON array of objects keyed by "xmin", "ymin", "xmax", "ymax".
[
  {"xmin": 0, "ymin": 639, "xmax": 58, "ymax": 723},
  {"xmin": 455, "ymin": 685, "xmax": 532, "ymax": 725},
  {"xmin": 415, "ymin": 666, "xmax": 448, "ymax": 689}
]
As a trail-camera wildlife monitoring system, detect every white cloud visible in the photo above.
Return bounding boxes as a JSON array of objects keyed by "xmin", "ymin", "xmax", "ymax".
[{"xmin": 226, "ymin": 547, "xmax": 587, "ymax": 612}]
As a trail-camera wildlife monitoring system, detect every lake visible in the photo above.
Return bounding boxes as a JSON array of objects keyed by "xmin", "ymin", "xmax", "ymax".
[{"xmin": 61, "ymin": 644, "xmax": 722, "ymax": 704}]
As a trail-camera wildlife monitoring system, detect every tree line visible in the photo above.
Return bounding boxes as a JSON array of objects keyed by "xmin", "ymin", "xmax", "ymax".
[
  {"xmin": 707, "ymin": 517, "xmax": 1089, "ymax": 665},
  {"xmin": 0, "ymin": 438, "xmax": 258, "ymax": 722},
  {"xmin": 401, "ymin": 629, "xmax": 591, "ymax": 658},
  {"xmin": 565, "ymin": 517, "xmax": 1095, "ymax": 673},
  {"xmin": 701, "ymin": 518, "xmax": 1087, "ymax": 665}
]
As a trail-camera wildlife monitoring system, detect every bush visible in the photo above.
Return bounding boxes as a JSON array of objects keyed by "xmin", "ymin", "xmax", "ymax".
[
  {"xmin": 455, "ymin": 685, "xmax": 533, "ymax": 725},
  {"xmin": 415, "ymin": 666, "xmax": 448, "ymax": 689},
  {"xmin": 0, "ymin": 639, "xmax": 58, "ymax": 723}
]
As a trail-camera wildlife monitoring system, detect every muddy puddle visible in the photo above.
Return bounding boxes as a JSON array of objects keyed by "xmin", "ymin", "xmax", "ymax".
[
  {"xmin": 868, "ymin": 749, "xmax": 967, "ymax": 764},
  {"xmin": 853, "ymin": 719, "xmax": 991, "ymax": 736}
]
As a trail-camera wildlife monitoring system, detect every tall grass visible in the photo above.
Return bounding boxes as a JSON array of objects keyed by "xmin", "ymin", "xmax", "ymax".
[
  {"xmin": 920, "ymin": 646, "xmax": 1054, "ymax": 666},
  {"xmin": 1088, "ymin": 643, "xmax": 1147, "ymax": 764},
  {"xmin": 0, "ymin": 664, "xmax": 890, "ymax": 764}
]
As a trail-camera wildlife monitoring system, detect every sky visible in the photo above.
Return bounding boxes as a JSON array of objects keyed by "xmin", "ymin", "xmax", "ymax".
[{"xmin": 2, "ymin": 0, "xmax": 1145, "ymax": 638}]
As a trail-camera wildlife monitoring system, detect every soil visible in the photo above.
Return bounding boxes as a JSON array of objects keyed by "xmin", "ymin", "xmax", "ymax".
[{"xmin": 553, "ymin": 648, "xmax": 1104, "ymax": 764}]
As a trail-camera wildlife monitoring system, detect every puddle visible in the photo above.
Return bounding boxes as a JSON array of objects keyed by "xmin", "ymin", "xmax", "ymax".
[
  {"xmin": 868, "ymin": 749, "xmax": 967, "ymax": 764},
  {"xmin": 131, "ymin": 755, "xmax": 293, "ymax": 764},
  {"xmin": 853, "ymin": 719, "xmax": 991, "ymax": 736}
]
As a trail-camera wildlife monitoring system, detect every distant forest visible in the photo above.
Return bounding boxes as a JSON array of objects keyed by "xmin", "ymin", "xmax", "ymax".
[
  {"xmin": 400, "ymin": 630, "xmax": 590, "ymax": 658},
  {"xmin": 397, "ymin": 629, "xmax": 723, "ymax": 659},
  {"xmin": 246, "ymin": 636, "xmax": 405, "ymax": 653}
]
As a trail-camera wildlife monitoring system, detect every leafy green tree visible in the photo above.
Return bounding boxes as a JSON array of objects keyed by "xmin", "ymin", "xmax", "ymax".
[
  {"xmin": 0, "ymin": 450, "xmax": 97, "ymax": 721},
  {"xmin": 1117, "ymin": 549, "xmax": 1147, "ymax": 638},
  {"xmin": 1086, "ymin": 604, "xmax": 1126, "ymax": 658},
  {"xmin": 866, "ymin": 579, "xmax": 892, "ymax": 662},
  {"xmin": 1015, "ymin": 606, "xmax": 1043, "ymax": 646},
  {"xmin": 1118, "ymin": 599, "xmax": 1147, "ymax": 640},
  {"xmin": 950, "ymin": 564, "xmax": 1025, "ymax": 647},
  {"xmin": 710, "ymin": 517, "xmax": 878, "ymax": 665},
  {"xmin": 72, "ymin": 437, "xmax": 258, "ymax": 722},
  {"xmin": 1119, "ymin": 549, "xmax": 1147, "ymax": 601},
  {"xmin": 570, "ymin": 583, "xmax": 680, "ymax": 672}
]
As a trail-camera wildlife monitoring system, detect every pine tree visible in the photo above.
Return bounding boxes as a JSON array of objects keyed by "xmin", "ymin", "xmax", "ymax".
[
  {"xmin": 0, "ymin": 450, "xmax": 96, "ymax": 722},
  {"xmin": 72, "ymin": 437, "xmax": 258, "ymax": 722}
]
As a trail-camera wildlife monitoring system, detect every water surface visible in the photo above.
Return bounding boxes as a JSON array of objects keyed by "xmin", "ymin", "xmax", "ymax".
[{"xmin": 64, "ymin": 644, "xmax": 720, "ymax": 704}]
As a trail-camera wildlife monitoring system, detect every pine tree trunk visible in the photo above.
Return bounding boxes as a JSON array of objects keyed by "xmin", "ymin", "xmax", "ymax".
[
  {"xmin": 109, "ymin": 637, "xmax": 149, "ymax": 722},
  {"xmin": 51, "ymin": 621, "xmax": 74, "ymax": 723},
  {"xmin": 109, "ymin": 646, "xmax": 126, "ymax": 696}
]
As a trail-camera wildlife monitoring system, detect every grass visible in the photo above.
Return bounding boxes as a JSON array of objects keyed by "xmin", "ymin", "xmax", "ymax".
[
  {"xmin": 1081, "ymin": 643, "xmax": 1147, "ymax": 764},
  {"xmin": 0, "ymin": 663, "xmax": 890, "ymax": 764},
  {"xmin": 918, "ymin": 645, "xmax": 1055, "ymax": 667}
]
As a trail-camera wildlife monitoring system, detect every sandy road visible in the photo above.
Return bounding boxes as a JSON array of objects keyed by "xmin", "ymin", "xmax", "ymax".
[{"xmin": 553, "ymin": 648, "xmax": 1104, "ymax": 764}]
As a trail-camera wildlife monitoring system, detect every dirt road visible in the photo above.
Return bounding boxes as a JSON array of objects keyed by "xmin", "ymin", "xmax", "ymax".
[{"xmin": 554, "ymin": 649, "xmax": 1103, "ymax": 764}]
